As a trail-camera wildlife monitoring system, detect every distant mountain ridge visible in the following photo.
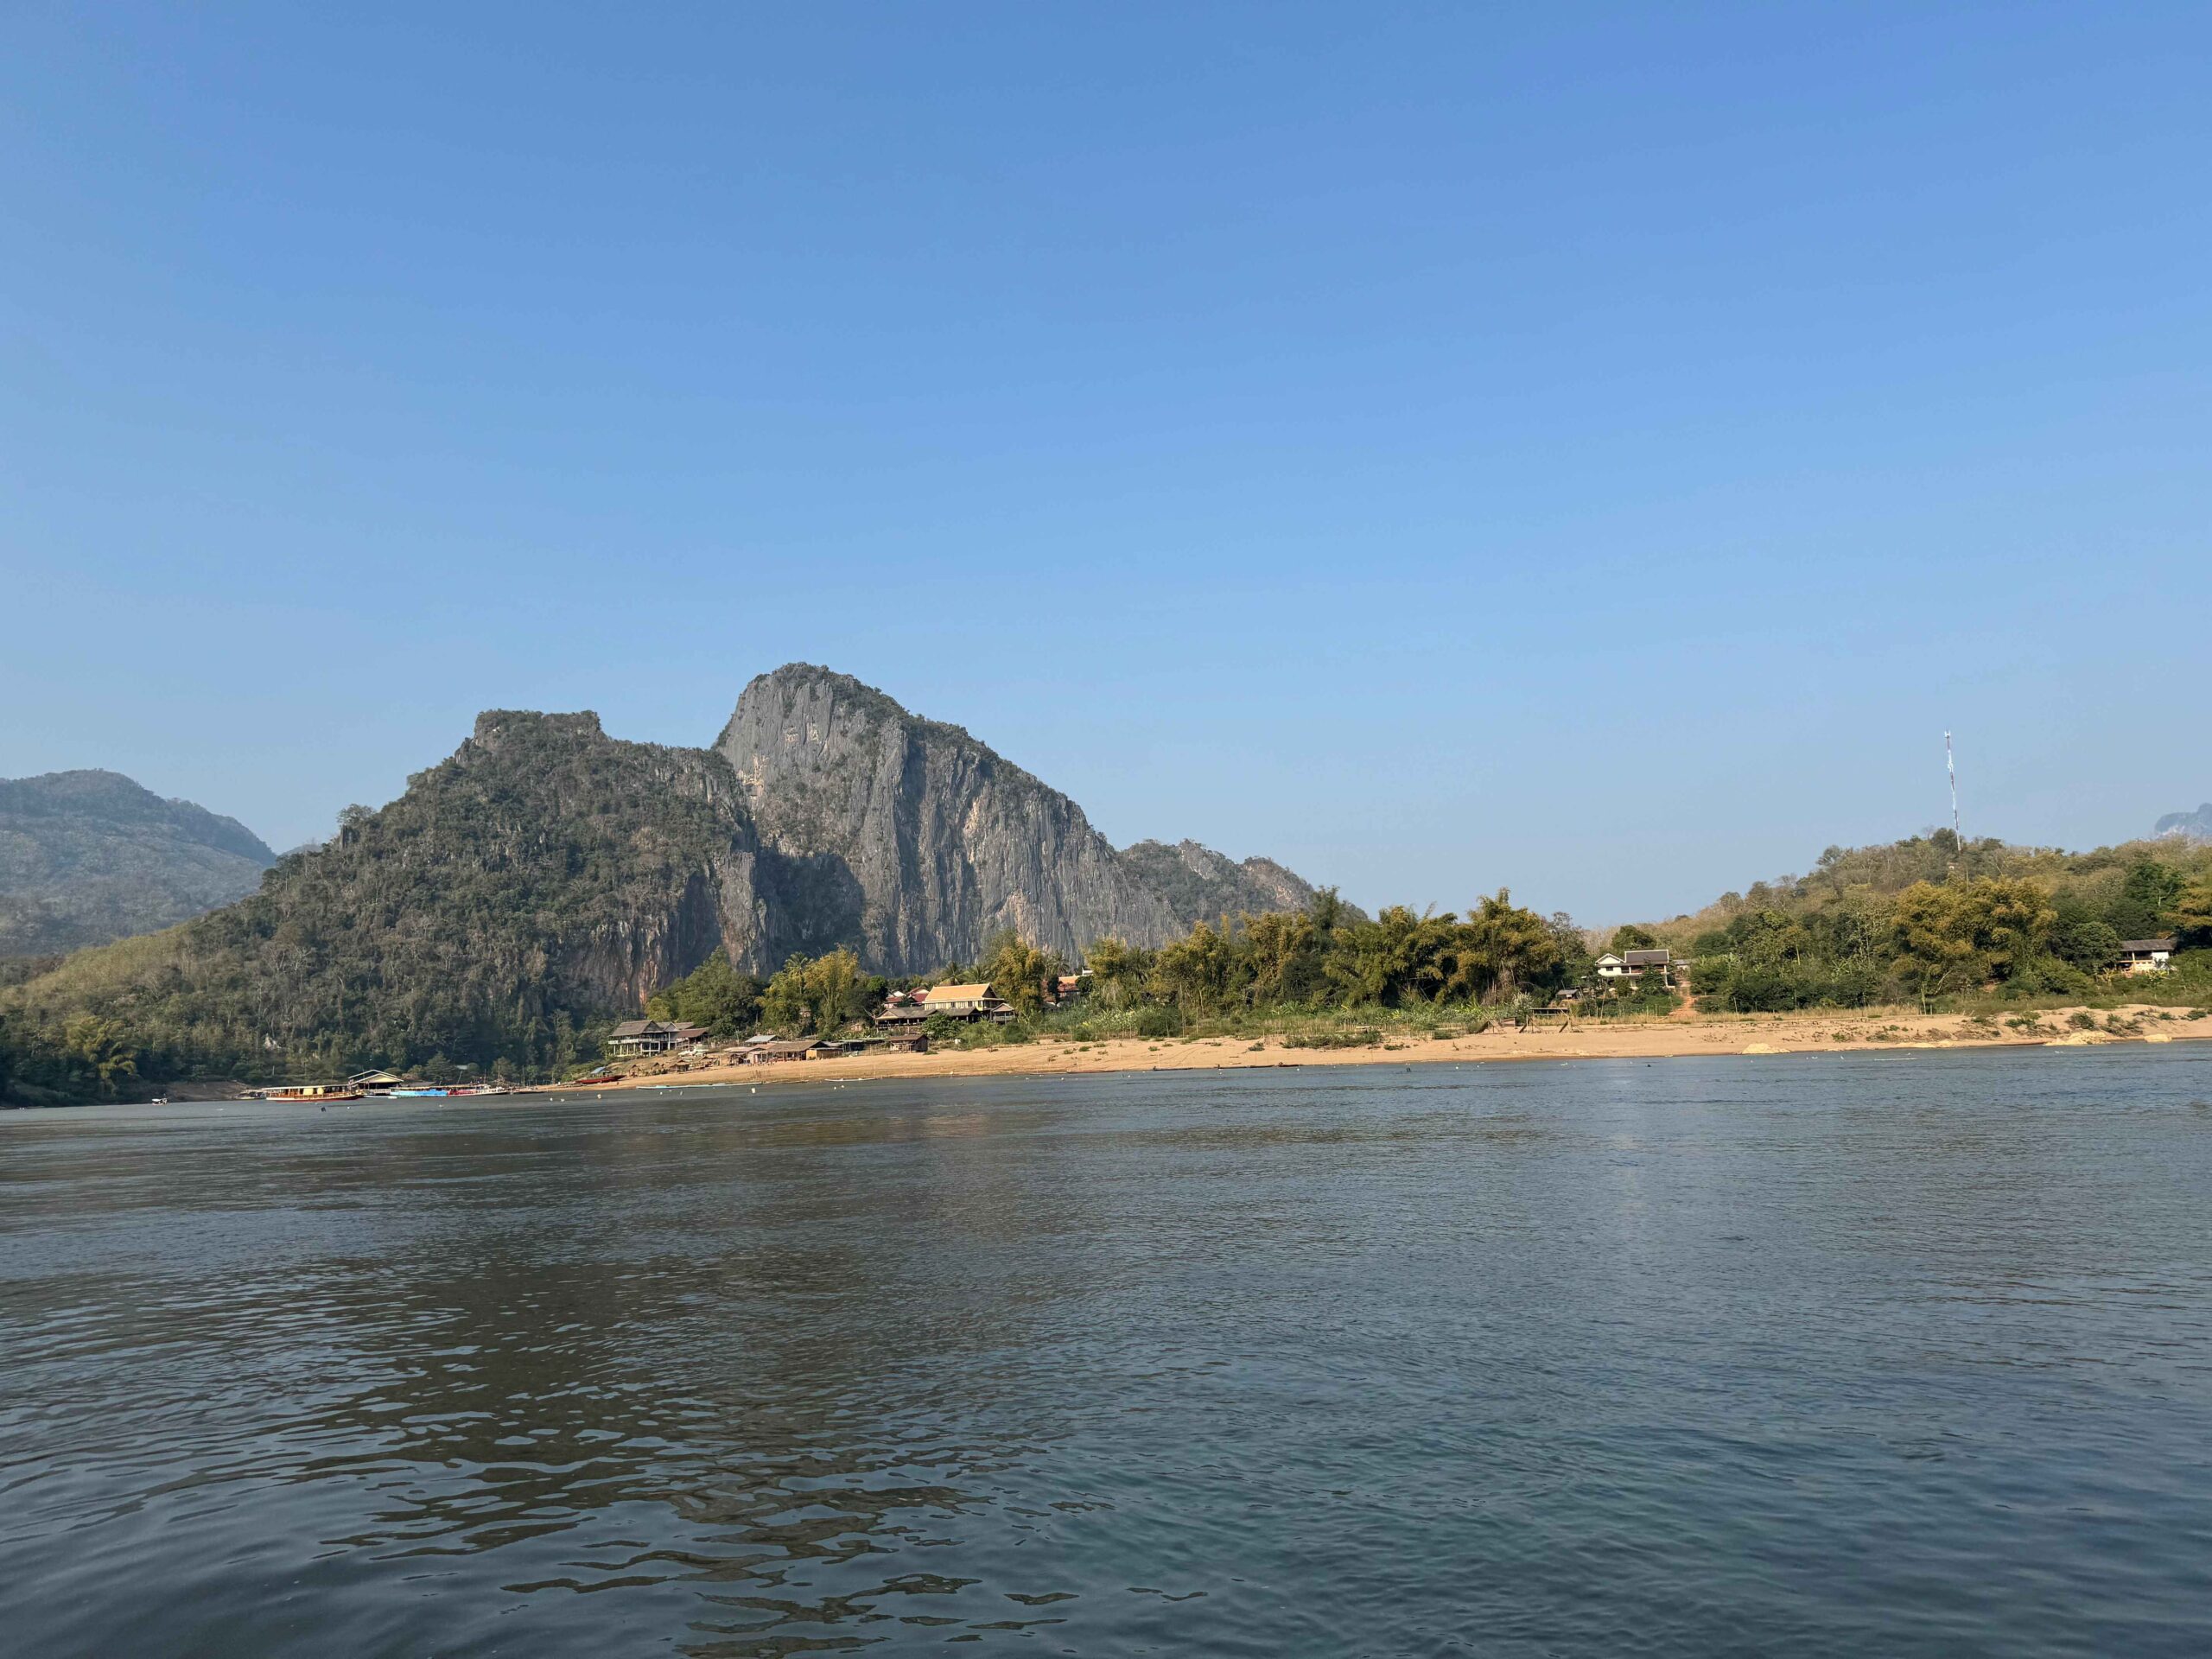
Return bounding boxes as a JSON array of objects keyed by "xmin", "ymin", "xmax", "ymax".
[
  {"xmin": 2155, "ymin": 804, "xmax": 2211, "ymax": 844},
  {"xmin": 0, "ymin": 771, "xmax": 276, "ymax": 956}
]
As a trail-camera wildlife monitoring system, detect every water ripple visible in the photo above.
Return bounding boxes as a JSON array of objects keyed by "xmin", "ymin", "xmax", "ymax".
[{"xmin": 5, "ymin": 1051, "xmax": 2212, "ymax": 1654}]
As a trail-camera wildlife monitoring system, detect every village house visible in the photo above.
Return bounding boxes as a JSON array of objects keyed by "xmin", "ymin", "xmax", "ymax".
[
  {"xmin": 607, "ymin": 1020, "xmax": 709, "ymax": 1058},
  {"xmin": 2118, "ymin": 938, "xmax": 2176, "ymax": 975},
  {"xmin": 878, "ymin": 1029, "xmax": 929, "ymax": 1053},
  {"xmin": 747, "ymin": 1037, "xmax": 866, "ymax": 1063},
  {"xmin": 873, "ymin": 1002, "xmax": 931, "ymax": 1030},
  {"xmin": 751, "ymin": 1039, "xmax": 818, "ymax": 1064},
  {"xmin": 919, "ymin": 982, "xmax": 1015, "ymax": 1023},
  {"xmin": 1595, "ymin": 949, "xmax": 1675, "ymax": 984}
]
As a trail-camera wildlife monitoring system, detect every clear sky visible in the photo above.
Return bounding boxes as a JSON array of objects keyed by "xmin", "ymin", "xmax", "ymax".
[{"xmin": 3, "ymin": 3, "xmax": 2206, "ymax": 923}]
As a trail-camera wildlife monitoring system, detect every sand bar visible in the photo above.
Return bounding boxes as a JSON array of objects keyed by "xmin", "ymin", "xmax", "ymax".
[{"xmin": 537, "ymin": 1003, "xmax": 2208, "ymax": 1093}]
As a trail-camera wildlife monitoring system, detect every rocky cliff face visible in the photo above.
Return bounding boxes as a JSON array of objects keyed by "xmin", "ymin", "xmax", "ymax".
[
  {"xmin": 715, "ymin": 665, "xmax": 1185, "ymax": 973},
  {"xmin": 0, "ymin": 770, "xmax": 276, "ymax": 956}
]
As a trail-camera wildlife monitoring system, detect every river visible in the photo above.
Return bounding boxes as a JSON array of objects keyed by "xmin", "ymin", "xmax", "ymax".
[{"xmin": 4, "ymin": 1047, "xmax": 2212, "ymax": 1655}]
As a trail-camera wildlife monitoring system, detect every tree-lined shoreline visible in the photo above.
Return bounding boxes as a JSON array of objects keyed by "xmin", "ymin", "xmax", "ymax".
[{"xmin": 4, "ymin": 825, "xmax": 2207, "ymax": 1107}]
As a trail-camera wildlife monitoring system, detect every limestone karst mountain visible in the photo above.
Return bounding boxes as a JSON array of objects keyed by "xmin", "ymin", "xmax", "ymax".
[
  {"xmin": 721, "ymin": 665, "xmax": 1188, "ymax": 972},
  {"xmin": 3, "ymin": 669, "xmax": 1325, "ymax": 1075}
]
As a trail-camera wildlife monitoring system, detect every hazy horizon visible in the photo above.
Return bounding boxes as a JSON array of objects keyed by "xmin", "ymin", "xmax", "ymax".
[{"xmin": 5, "ymin": 5, "xmax": 2208, "ymax": 921}]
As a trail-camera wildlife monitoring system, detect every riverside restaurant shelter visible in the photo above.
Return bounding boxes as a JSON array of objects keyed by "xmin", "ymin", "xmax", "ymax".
[{"xmin": 607, "ymin": 1020, "xmax": 708, "ymax": 1058}]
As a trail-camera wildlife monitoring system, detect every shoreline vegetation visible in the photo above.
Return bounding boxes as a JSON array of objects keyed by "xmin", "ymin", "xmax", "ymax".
[
  {"xmin": 533, "ymin": 1001, "xmax": 2209, "ymax": 1096},
  {"xmin": 4, "ymin": 826, "xmax": 2209, "ymax": 1108},
  {"xmin": 79, "ymin": 1002, "xmax": 2211, "ymax": 1104}
]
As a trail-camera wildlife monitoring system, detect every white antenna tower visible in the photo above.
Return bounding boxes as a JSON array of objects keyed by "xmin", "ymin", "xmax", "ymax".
[{"xmin": 1945, "ymin": 731, "xmax": 1960, "ymax": 842}]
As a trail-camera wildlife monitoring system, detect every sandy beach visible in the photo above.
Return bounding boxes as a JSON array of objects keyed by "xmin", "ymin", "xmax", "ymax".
[{"xmin": 543, "ymin": 1003, "xmax": 2208, "ymax": 1093}]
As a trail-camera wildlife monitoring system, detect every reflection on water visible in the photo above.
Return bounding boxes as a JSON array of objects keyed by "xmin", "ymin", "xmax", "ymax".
[{"xmin": 5, "ymin": 1050, "xmax": 2212, "ymax": 1655}]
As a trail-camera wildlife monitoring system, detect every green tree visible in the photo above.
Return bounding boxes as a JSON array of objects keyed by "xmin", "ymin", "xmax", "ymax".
[
  {"xmin": 1457, "ymin": 891, "xmax": 1566, "ymax": 1001},
  {"xmin": 2110, "ymin": 859, "xmax": 2186, "ymax": 940},
  {"xmin": 648, "ymin": 953, "xmax": 764, "ymax": 1036},
  {"xmin": 1890, "ymin": 882, "xmax": 1980, "ymax": 1002},
  {"xmin": 1548, "ymin": 912, "xmax": 1597, "ymax": 986},
  {"xmin": 0, "ymin": 1016, "xmax": 22, "ymax": 1101},
  {"xmin": 760, "ymin": 950, "xmax": 863, "ymax": 1035},
  {"xmin": 61, "ymin": 1015, "xmax": 139, "ymax": 1096},
  {"xmin": 1889, "ymin": 876, "xmax": 2055, "ymax": 1000},
  {"xmin": 1963, "ymin": 877, "xmax": 2058, "ymax": 982},
  {"xmin": 1313, "ymin": 891, "xmax": 1560, "ymax": 1008},
  {"xmin": 2049, "ymin": 916, "xmax": 2121, "ymax": 976},
  {"xmin": 2171, "ymin": 880, "xmax": 2212, "ymax": 950},
  {"xmin": 1243, "ymin": 909, "xmax": 1324, "ymax": 1005},
  {"xmin": 1306, "ymin": 887, "xmax": 1348, "ymax": 938},
  {"xmin": 761, "ymin": 955, "xmax": 809, "ymax": 1033},
  {"xmin": 1083, "ymin": 936, "xmax": 1154, "ymax": 1007},
  {"xmin": 1151, "ymin": 921, "xmax": 1243, "ymax": 1012},
  {"xmin": 980, "ymin": 930, "xmax": 1066, "ymax": 1015}
]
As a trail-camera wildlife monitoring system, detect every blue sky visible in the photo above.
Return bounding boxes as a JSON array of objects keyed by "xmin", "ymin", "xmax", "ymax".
[{"xmin": 3, "ymin": 3, "xmax": 2206, "ymax": 922}]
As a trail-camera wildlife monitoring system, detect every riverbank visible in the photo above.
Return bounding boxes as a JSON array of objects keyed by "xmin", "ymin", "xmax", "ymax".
[{"xmin": 536, "ymin": 1002, "xmax": 2208, "ymax": 1092}]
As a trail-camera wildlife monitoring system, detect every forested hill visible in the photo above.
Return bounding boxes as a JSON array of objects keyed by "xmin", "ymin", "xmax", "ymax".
[
  {"xmin": 2, "ymin": 713, "xmax": 769, "ymax": 1087},
  {"xmin": 1116, "ymin": 839, "xmax": 1323, "ymax": 929},
  {"xmin": 0, "ymin": 770, "xmax": 276, "ymax": 956},
  {"xmin": 1632, "ymin": 830, "xmax": 2212, "ymax": 1010}
]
